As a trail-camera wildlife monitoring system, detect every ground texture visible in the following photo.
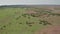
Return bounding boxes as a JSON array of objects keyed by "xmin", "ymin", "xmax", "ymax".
[
  {"xmin": 34, "ymin": 25, "xmax": 60, "ymax": 34},
  {"xmin": 0, "ymin": 7, "xmax": 60, "ymax": 34}
]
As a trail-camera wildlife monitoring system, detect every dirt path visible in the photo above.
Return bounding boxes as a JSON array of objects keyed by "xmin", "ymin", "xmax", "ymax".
[{"xmin": 34, "ymin": 25, "xmax": 60, "ymax": 34}]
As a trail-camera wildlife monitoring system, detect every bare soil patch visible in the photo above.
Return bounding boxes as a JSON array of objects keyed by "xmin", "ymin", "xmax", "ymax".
[{"xmin": 34, "ymin": 25, "xmax": 60, "ymax": 34}]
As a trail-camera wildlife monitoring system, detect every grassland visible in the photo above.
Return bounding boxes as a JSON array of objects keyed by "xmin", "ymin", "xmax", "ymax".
[{"xmin": 0, "ymin": 6, "xmax": 60, "ymax": 34}]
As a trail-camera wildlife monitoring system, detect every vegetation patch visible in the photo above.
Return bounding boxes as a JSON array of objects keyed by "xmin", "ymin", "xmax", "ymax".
[{"xmin": 0, "ymin": 7, "xmax": 60, "ymax": 34}]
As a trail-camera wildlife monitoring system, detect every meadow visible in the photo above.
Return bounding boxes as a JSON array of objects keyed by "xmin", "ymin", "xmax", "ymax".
[{"xmin": 0, "ymin": 7, "xmax": 60, "ymax": 34}]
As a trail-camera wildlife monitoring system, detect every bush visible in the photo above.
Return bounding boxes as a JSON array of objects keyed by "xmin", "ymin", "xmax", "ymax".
[
  {"xmin": 3, "ymin": 26, "xmax": 6, "ymax": 28},
  {"xmin": 19, "ymin": 23, "xmax": 22, "ymax": 24},
  {"xmin": 28, "ymin": 24, "xmax": 32, "ymax": 27},
  {"xmin": 39, "ymin": 20, "xmax": 52, "ymax": 25},
  {"xmin": 16, "ymin": 16, "xmax": 21, "ymax": 20},
  {"xmin": 39, "ymin": 22, "xmax": 42, "ymax": 24}
]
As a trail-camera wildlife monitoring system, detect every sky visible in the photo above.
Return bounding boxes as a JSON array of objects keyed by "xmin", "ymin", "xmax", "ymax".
[{"xmin": 0, "ymin": 0, "xmax": 60, "ymax": 5}]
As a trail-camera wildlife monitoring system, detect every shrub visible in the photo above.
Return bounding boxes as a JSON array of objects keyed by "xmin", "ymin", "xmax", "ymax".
[
  {"xmin": 3, "ymin": 26, "xmax": 6, "ymax": 28},
  {"xmin": 16, "ymin": 16, "xmax": 21, "ymax": 20},
  {"xmin": 28, "ymin": 24, "xmax": 32, "ymax": 27},
  {"xmin": 39, "ymin": 20, "xmax": 52, "ymax": 25},
  {"xmin": 19, "ymin": 23, "xmax": 22, "ymax": 24},
  {"xmin": 39, "ymin": 22, "xmax": 42, "ymax": 24}
]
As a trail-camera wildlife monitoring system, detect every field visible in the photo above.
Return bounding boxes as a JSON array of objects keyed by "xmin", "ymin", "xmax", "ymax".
[{"xmin": 0, "ymin": 6, "xmax": 60, "ymax": 34}]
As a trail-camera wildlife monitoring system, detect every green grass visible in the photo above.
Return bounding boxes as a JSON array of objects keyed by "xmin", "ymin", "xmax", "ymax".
[{"xmin": 0, "ymin": 8, "xmax": 46, "ymax": 34}]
